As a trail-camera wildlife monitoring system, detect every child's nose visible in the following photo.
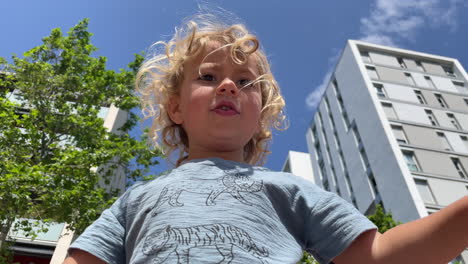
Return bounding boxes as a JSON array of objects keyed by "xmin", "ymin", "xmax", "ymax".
[{"xmin": 216, "ymin": 78, "xmax": 239, "ymax": 96}]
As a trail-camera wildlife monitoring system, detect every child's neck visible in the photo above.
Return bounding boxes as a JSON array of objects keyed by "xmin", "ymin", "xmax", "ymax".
[{"xmin": 186, "ymin": 148, "xmax": 245, "ymax": 164}]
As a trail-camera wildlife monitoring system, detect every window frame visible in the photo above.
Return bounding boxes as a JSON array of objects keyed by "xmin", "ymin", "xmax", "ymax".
[
  {"xmin": 391, "ymin": 124, "xmax": 408, "ymax": 144},
  {"xmin": 424, "ymin": 109, "xmax": 439, "ymax": 126},
  {"xmin": 434, "ymin": 93, "xmax": 448, "ymax": 108},
  {"xmin": 447, "ymin": 113, "xmax": 461, "ymax": 130},
  {"xmin": 414, "ymin": 178, "xmax": 437, "ymax": 204},
  {"xmin": 404, "ymin": 72, "xmax": 415, "ymax": 86},
  {"xmin": 436, "ymin": 131, "xmax": 452, "ymax": 151},
  {"xmin": 414, "ymin": 90, "xmax": 427, "ymax": 104},
  {"xmin": 451, "ymin": 157, "xmax": 467, "ymax": 179},
  {"xmin": 402, "ymin": 150, "xmax": 420, "ymax": 172}
]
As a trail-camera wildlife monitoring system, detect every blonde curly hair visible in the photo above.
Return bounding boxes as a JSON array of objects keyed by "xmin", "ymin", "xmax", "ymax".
[{"xmin": 136, "ymin": 15, "xmax": 287, "ymax": 166}]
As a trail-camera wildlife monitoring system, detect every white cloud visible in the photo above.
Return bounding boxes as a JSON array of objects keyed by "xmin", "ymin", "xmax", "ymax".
[
  {"xmin": 306, "ymin": 50, "xmax": 341, "ymax": 110},
  {"xmin": 359, "ymin": 0, "xmax": 464, "ymax": 46},
  {"xmin": 306, "ymin": 70, "xmax": 332, "ymax": 110}
]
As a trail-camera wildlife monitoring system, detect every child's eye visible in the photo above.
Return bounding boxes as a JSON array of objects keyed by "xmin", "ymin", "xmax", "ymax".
[
  {"xmin": 198, "ymin": 74, "xmax": 215, "ymax": 82},
  {"xmin": 238, "ymin": 79, "xmax": 253, "ymax": 88}
]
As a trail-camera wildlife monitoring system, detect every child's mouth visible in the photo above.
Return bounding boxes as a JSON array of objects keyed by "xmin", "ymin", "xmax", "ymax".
[
  {"xmin": 213, "ymin": 106, "xmax": 239, "ymax": 116},
  {"xmin": 212, "ymin": 101, "xmax": 240, "ymax": 116}
]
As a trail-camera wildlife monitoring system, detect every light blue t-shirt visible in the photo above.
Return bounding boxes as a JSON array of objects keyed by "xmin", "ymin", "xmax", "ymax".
[{"xmin": 70, "ymin": 158, "xmax": 376, "ymax": 264}]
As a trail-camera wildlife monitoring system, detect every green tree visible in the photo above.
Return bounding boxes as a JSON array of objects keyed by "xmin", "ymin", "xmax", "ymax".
[
  {"xmin": 0, "ymin": 19, "xmax": 159, "ymax": 261},
  {"xmin": 367, "ymin": 204, "xmax": 401, "ymax": 233},
  {"xmin": 297, "ymin": 204, "xmax": 400, "ymax": 264},
  {"xmin": 298, "ymin": 251, "xmax": 319, "ymax": 264}
]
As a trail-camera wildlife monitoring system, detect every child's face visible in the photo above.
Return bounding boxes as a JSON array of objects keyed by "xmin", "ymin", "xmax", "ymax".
[{"xmin": 168, "ymin": 43, "xmax": 262, "ymax": 161}]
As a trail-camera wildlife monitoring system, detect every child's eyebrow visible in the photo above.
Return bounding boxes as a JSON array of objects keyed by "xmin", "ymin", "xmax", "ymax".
[
  {"xmin": 198, "ymin": 63, "xmax": 258, "ymax": 77},
  {"xmin": 198, "ymin": 63, "xmax": 222, "ymax": 71}
]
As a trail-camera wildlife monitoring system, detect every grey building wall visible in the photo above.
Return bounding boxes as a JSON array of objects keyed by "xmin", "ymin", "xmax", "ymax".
[
  {"xmin": 306, "ymin": 39, "xmax": 468, "ymax": 263},
  {"xmin": 333, "ymin": 42, "xmax": 424, "ymax": 222}
]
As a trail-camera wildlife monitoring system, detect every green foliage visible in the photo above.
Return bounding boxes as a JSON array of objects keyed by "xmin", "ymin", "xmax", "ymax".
[
  {"xmin": 367, "ymin": 204, "xmax": 401, "ymax": 234},
  {"xmin": 298, "ymin": 251, "xmax": 319, "ymax": 264},
  {"xmin": 0, "ymin": 18, "xmax": 160, "ymax": 258}
]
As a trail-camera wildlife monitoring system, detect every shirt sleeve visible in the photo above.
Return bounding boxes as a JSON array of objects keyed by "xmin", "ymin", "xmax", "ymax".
[
  {"xmin": 69, "ymin": 195, "xmax": 127, "ymax": 264},
  {"xmin": 305, "ymin": 191, "xmax": 377, "ymax": 264}
]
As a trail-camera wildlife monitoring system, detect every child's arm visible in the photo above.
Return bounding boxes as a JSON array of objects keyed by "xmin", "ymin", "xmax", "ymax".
[
  {"xmin": 63, "ymin": 249, "xmax": 106, "ymax": 264},
  {"xmin": 334, "ymin": 196, "xmax": 468, "ymax": 264}
]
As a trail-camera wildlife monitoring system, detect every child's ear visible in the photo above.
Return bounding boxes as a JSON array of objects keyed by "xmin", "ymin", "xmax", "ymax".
[{"xmin": 167, "ymin": 96, "xmax": 183, "ymax": 124}]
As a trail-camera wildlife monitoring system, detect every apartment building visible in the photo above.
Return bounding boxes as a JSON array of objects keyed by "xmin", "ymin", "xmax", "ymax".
[
  {"xmin": 306, "ymin": 40, "xmax": 468, "ymax": 262},
  {"xmin": 3, "ymin": 83, "xmax": 129, "ymax": 263},
  {"xmin": 282, "ymin": 150, "xmax": 316, "ymax": 183}
]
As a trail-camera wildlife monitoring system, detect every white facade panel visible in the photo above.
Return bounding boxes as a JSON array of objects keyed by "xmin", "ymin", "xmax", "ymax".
[
  {"xmin": 384, "ymin": 83, "xmax": 420, "ymax": 103},
  {"xmin": 427, "ymin": 177, "xmax": 467, "ymax": 206},
  {"xmin": 412, "ymin": 72, "xmax": 431, "ymax": 89},
  {"xmin": 445, "ymin": 132, "xmax": 468, "ymax": 154},
  {"xmin": 432, "ymin": 110, "xmax": 452, "ymax": 129},
  {"xmin": 369, "ymin": 52, "xmax": 400, "ymax": 67},
  {"xmin": 286, "ymin": 151, "xmax": 315, "ymax": 183},
  {"xmin": 432, "ymin": 75, "xmax": 458, "ymax": 93},
  {"xmin": 456, "ymin": 112, "xmax": 468, "ymax": 130},
  {"xmin": 392, "ymin": 102, "xmax": 432, "ymax": 125}
]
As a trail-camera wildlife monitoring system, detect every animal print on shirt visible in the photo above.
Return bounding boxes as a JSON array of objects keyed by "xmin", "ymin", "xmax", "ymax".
[
  {"xmin": 142, "ymin": 223, "xmax": 269, "ymax": 264},
  {"xmin": 150, "ymin": 171, "xmax": 263, "ymax": 214}
]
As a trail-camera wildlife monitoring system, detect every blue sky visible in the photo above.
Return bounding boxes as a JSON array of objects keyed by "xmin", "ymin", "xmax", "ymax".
[{"xmin": 2, "ymin": 0, "xmax": 467, "ymax": 173}]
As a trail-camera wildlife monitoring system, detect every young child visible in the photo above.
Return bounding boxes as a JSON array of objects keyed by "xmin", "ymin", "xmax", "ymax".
[{"xmin": 64, "ymin": 15, "xmax": 468, "ymax": 264}]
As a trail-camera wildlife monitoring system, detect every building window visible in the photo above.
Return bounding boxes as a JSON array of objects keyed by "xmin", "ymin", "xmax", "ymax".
[
  {"xmin": 443, "ymin": 65, "xmax": 456, "ymax": 77},
  {"xmin": 312, "ymin": 126, "xmax": 319, "ymax": 143},
  {"xmin": 416, "ymin": 61, "xmax": 425, "ymax": 72},
  {"xmin": 414, "ymin": 179, "xmax": 436, "ymax": 204},
  {"xmin": 337, "ymin": 95, "xmax": 350, "ymax": 128},
  {"xmin": 424, "ymin": 76, "xmax": 436, "ymax": 89},
  {"xmin": 333, "ymin": 131, "xmax": 340, "ymax": 151},
  {"xmin": 331, "ymin": 166, "xmax": 340, "ymax": 195},
  {"xmin": 366, "ymin": 66, "xmax": 379, "ymax": 79},
  {"xmin": 405, "ymin": 72, "xmax": 415, "ymax": 86},
  {"xmin": 436, "ymin": 132, "xmax": 452, "ymax": 151},
  {"xmin": 414, "ymin": 90, "xmax": 426, "ymax": 104},
  {"xmin": 403, "ymin": 151, "xmax": 420, "ymax": 172},
  {"xmin": 434, "ymin": 94, "xmax": 448, "ymax": 108},
  {"xmin": 324, "ymin": 96, "xmax": 331, "ymax": 114},
  {"xmin": 451, "ymin": 157, "xmax": 467, "ymax": 179},
  {"xmin": 352, "ymin": 124, "xmax": 363, "ymax": 147},
  {"xmin": 359, "ymin": 147, "xmax": 371, "ymax": 172},
  {"xmin": 391, "ymin": 125, "xmax": 408, "ymax": 144},
  {"xmin": 382, "ymin": 102, "xmax": 397, "ymax": 119},
  {"xmin": 353, "ymin": 124, "xmax": 372, "ymax": 173},
  {"xmin": 425, "ymin": 109, "xmax": 438, "ymax": 126},
  {"xmin": 315, "ymin": 141, "xmax": 323, "ymax": 162},
  {"xmin": 460, "ymin": 135, "xmax": 468, "ymax": 150},
  {"xmin": 333, "ymin": 79, "xmax": 351, "ymax": 129},
  {"xmin": 447, "ymin": 113, "xmax": 461, "ymax": 130},
  {"xmin": 373, "ymin": 83, "xmax": 386, "ymax": 98},
  {"xmin": 332, "ymin": 79, "xmax": 339, "ymax": 96},
  {"xmin": 321, "ymin": 163, "xmax": 329, "ymax": 191},
  {"xmin": 464, "ymin": 98, "xmax": 468, "ymax": 106},
  {"xmin": 397, "ymin": 57, "xmax": 407, "ymax": 68},
  {"xmin": 368, "ymin": 171, "xmax": 379, "ymax": 199},
  {"xmin": 453, "ymin": 81, "xmax": 467, "ymax": 93},
  {"xmin": 360, "ymin": 51, "xmax": 371, "ymax": 63}
]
